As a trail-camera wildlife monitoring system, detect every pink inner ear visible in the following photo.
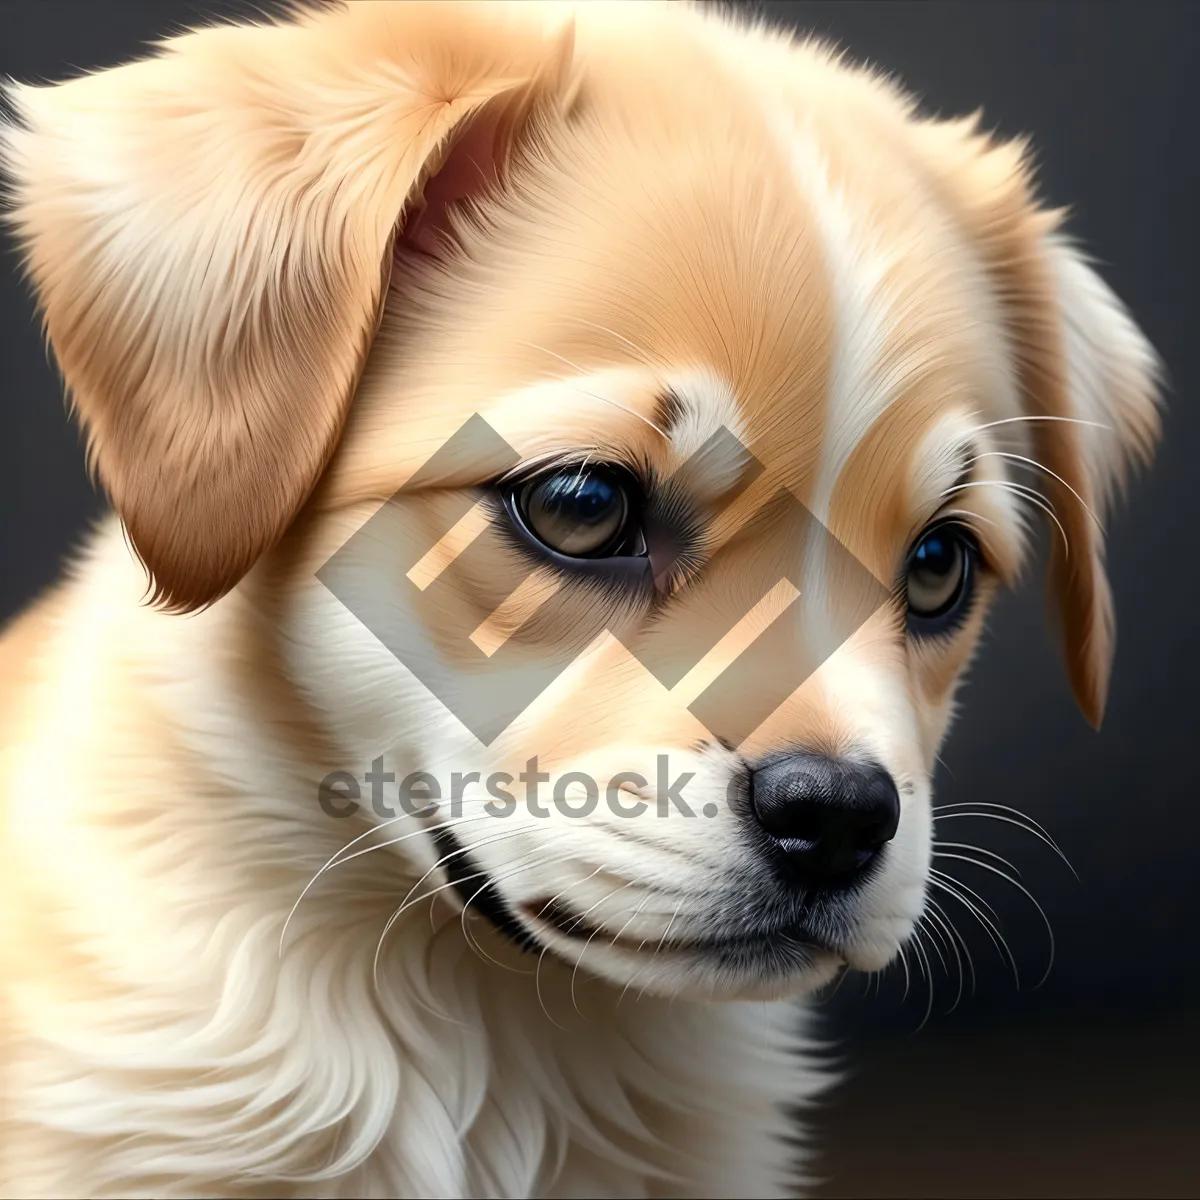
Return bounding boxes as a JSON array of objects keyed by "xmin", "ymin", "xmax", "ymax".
[{"xmin": 399, "ymin": 100, "xmax": 510, "ymax": 259}]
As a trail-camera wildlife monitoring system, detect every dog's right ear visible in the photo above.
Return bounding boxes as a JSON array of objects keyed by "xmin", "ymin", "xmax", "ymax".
[{"xmin": 2, "ymin": 4, "xmax": 575, "ymax": 612}]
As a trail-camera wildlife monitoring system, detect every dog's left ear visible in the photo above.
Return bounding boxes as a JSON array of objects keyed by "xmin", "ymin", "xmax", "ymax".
[
  {"xmin": 2, "ymin": 5, "xmax": 576, "ymax": 612},
  {"xmin": 911, "ymin": 116, "xmax": 1163, "ymax": 727}
]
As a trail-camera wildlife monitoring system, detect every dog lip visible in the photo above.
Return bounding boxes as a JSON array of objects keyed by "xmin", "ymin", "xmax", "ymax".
[
  {"xmin": 429, "ymin": 825, "xmax": 542, "ymax": 954},
  {"xmin": 524, "ymin": 896, "xmax": 841, "ymax": 957}
]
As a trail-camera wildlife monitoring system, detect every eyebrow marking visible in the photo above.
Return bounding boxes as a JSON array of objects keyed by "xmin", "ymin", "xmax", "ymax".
[
  {"xmin": 654, "ymin": 388, "xmax": 688, "ymax": 434},
  {"xmin": 660, "ymin": 369, "xmax": 748, "ymax": 465}
]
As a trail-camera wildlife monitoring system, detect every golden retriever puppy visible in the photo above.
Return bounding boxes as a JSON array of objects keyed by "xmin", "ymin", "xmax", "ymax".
[{"xmin": 0, "ymin": 2, "xmax": 1160, "ymax": 1196}]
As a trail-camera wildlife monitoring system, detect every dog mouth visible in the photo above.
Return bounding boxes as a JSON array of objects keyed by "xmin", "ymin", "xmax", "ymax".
[
  {"xmin": 429, "ymin": 824, "xmax": 542, "ymax": 953},
  {"xmin": 432, "ymin": 825, "xmax": 846, "ymax": 966},
  {"xmin": 522, "ymin": 896, "xmax": 843, "ymax": 959}
]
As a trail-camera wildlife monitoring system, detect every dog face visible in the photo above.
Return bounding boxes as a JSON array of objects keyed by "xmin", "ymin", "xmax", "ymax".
[{"xmin": 4, "ymin": 2, "xmax": 1160, "ymax": 1000}]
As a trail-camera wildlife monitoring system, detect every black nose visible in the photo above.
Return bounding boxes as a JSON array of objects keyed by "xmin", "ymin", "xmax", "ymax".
[{"xmin": 749, "ymin": 754, "xmax": 900, "ymax": 885}]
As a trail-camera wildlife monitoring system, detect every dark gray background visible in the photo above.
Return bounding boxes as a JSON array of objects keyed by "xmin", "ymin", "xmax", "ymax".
[{"xmin": 2, "ymin": 2, "xmax": 1196, "ymax": 1195}]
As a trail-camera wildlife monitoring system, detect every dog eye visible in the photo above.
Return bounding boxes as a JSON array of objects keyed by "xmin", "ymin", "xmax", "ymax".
[
  {"xmin": 905, "ymin": 521, "xmax": 978, "ymax": 633},
  {"xmin": 513, "ymin": 465, "xmax": 641, "ymax": 559}
]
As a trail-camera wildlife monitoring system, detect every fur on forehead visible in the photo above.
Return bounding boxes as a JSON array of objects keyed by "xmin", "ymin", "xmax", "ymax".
[{"xmin": 2, "ymin": 0, "xmax": 1160, "ymax": 724}]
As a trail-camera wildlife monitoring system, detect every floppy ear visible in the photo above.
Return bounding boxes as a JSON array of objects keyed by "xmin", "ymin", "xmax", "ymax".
[
  {"xmin": 1, "ymin": 4, "xmax": 575, "ymax": 611},
  {"xmin": 911, "ymin": 116, "xmax": 1162, "ymax": 727}
]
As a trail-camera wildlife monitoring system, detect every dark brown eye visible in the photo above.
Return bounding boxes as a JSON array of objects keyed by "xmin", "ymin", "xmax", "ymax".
[
  {"xmin": 905, "ymin": 522, "xmax": 977, "ymax": 633},
  {"xmin": 517, "ymin": 466, "xmax": 636, "ymax": 559}
]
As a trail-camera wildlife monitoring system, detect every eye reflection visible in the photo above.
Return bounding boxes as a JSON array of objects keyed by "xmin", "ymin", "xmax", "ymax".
[
  {"xmin": 905, "ymin": 521, "xmax": 977, "ymax": 633},
  {"xmin": 518, "ymin": 466, "xmax": 636, "ymax": 558}
]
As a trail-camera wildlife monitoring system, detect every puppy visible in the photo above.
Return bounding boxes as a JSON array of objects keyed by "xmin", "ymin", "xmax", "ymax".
[{"xmin": 0, "ymin": 2, "xmax": 1160, "ymax": 1196}]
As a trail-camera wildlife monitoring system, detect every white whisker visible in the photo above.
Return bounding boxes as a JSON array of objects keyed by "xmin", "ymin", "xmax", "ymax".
[
  {"xmin": 897, "ymin": 942, "xmax": 912, "ymax": 1004},
  {"xmin": 930, "ymin": 894, "xmax": 976, "ymax": 997},
  {"xmin": 532, "ymin": 866, "xmax": 614, "ymax": 1030},
  {"xmin": 938, "ymin": 507, "xmax": 1003, "ymax": 533},
  {"xmin": 935, "ymin": 841, "xmax": 1023, "ymax": 878},
  {"xmin": 373, "ymin": 825, "xmax": 561, "ymax": 988},
  {"xmin": 974, "ymin": 450, "xmax": 1103, "ymax": 532},
  {"xmin": 933, "ymin": 803, "xmax": 1078, "ymax": 878},
  {"xmin": 917, "ymin": 914, "xmax": 950, "ymax": 975},
  {"xmin": 924, "ymin": 900, "xmax": 967, "ymax": 1013},
  {"xmin": 280, "ymin": 803, "xmax": 444, "ymax": 955},
  {"xmin": 970, "ymin": 414, "xmax": 1113, "ymax": 435},
  {"xmin": 569, "ymin": 879, "xmax": 637, "ymax": 1016},
  {"xmin": 563, "ymin": 317, "xmax": 654, "ymax": 364},
  {"xmin": 929, "ymin": 870, "xmax": 1018, "ymax": 987},
  {"xmin": 942, "ymin": 479, "xmax": 1071, "ymax": 559},
  {"xmin": 520, "ymin": 342, "xmax": 670, "ymax": 439},
  {"xmin": 935, "ymin": 853, "xmax": 1056, "ymax": 988},
  {"xmin": 456, "ymin": 842, "xmax": 577, "ymax": 975},
  {"xmin": 910, "ymin": 932, "xmax": 936, "ymax": 1033},
  {"xmin": 634, "ymin": 899, "xmax": 685, "ymax": 1004}
]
